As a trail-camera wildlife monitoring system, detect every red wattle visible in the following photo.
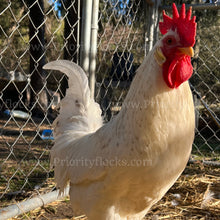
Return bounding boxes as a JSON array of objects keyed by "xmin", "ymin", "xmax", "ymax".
[{"xmin": 163, "ymin": 56, "xmax": 193, "ymax": 88}]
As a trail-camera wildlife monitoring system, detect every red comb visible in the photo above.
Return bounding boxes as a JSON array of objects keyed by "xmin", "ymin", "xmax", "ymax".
[{"xmin": 159, "ymin": 3, "xmax": 197, "ymax": 47}]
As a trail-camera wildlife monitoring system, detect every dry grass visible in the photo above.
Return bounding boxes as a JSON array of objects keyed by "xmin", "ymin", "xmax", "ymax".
[
  {"xmin": 147, "ymin": 163, "xmax": 220, "ymax": 219},
  {"xmin": 8, "ymin": 163, "xmax": 219, "ymax": 220}
]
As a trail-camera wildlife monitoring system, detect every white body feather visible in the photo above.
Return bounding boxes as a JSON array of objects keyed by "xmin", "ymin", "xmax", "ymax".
[{"xmin": 44, "ymin": 41, "xmax": 195, "ymax": 219}]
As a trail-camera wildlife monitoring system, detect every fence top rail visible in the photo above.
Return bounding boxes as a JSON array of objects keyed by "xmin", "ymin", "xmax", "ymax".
[{"xmin": 160, "ymin": 2, "xmax": 220, "ymax": 11}]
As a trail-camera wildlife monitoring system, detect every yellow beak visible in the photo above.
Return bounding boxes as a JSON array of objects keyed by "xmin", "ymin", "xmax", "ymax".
[{"xmin": 178, "ymin": 47, "xmax": 194, "ymax": 57}]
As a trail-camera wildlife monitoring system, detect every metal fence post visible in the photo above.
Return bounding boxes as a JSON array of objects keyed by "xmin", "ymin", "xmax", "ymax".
[
  {"xmin": 146, "ymin": 0, "xmax": 161, "ymax": 53},
  {"xmin": 80, "ymin": 0, "xmax": 93, "ymax": 75},
  {"xmin": 89, "ymin": 0, "xmax": 99, "ymax": 99}
]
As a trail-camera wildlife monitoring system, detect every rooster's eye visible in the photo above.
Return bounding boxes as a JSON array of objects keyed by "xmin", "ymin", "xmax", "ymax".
[{"xmin": 166, "ymin": 38, "xmax": 173, "ymax": 45}]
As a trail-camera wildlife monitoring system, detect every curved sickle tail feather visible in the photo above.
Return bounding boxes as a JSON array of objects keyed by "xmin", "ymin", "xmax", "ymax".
[
  {"xmin": 44, "ymin": 60, "xmax": 103, "ymax": 191},
  {"xmin": 43, "ymin": 60, "xmax": 103, "ymax": 140}
]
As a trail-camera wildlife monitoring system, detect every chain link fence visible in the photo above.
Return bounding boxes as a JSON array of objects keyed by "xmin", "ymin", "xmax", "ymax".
[
  {"xmin": 0, "ymin": 0, "xmax": 219, "ymax": 218},
  {"xmin": 96, "ymin": 0, "xmax": 220, "ymax": 161},
  {"xmin": 0, "ymin": 0, "xmax": 80, "ymax": 211}
]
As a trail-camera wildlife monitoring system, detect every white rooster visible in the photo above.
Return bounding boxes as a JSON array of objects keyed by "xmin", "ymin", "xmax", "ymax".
[{"xmin": 44, "ymin": 3, "xmax": 196, "ymax": 220}]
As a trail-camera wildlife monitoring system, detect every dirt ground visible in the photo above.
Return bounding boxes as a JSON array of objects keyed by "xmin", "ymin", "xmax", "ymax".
[{"xmin": 8, "ymin": 163, "xmax": 220, "ymax": 220}]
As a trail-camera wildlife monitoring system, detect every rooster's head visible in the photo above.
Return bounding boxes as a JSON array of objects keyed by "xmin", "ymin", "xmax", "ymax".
[{"xmin": 155, "ymin": 3, "xmax": 197, "ymax": 89}]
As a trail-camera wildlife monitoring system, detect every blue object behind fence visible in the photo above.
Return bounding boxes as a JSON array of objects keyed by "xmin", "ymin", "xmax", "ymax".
[{"xmin": 41, "ymin": 129, "xmax": 54, "ymax": 140}]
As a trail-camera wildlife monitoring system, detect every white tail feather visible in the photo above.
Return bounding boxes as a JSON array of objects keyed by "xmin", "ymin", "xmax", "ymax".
[{"xmin": 43, "ymin": 60, "xmax": 103, "ymax": 140}]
